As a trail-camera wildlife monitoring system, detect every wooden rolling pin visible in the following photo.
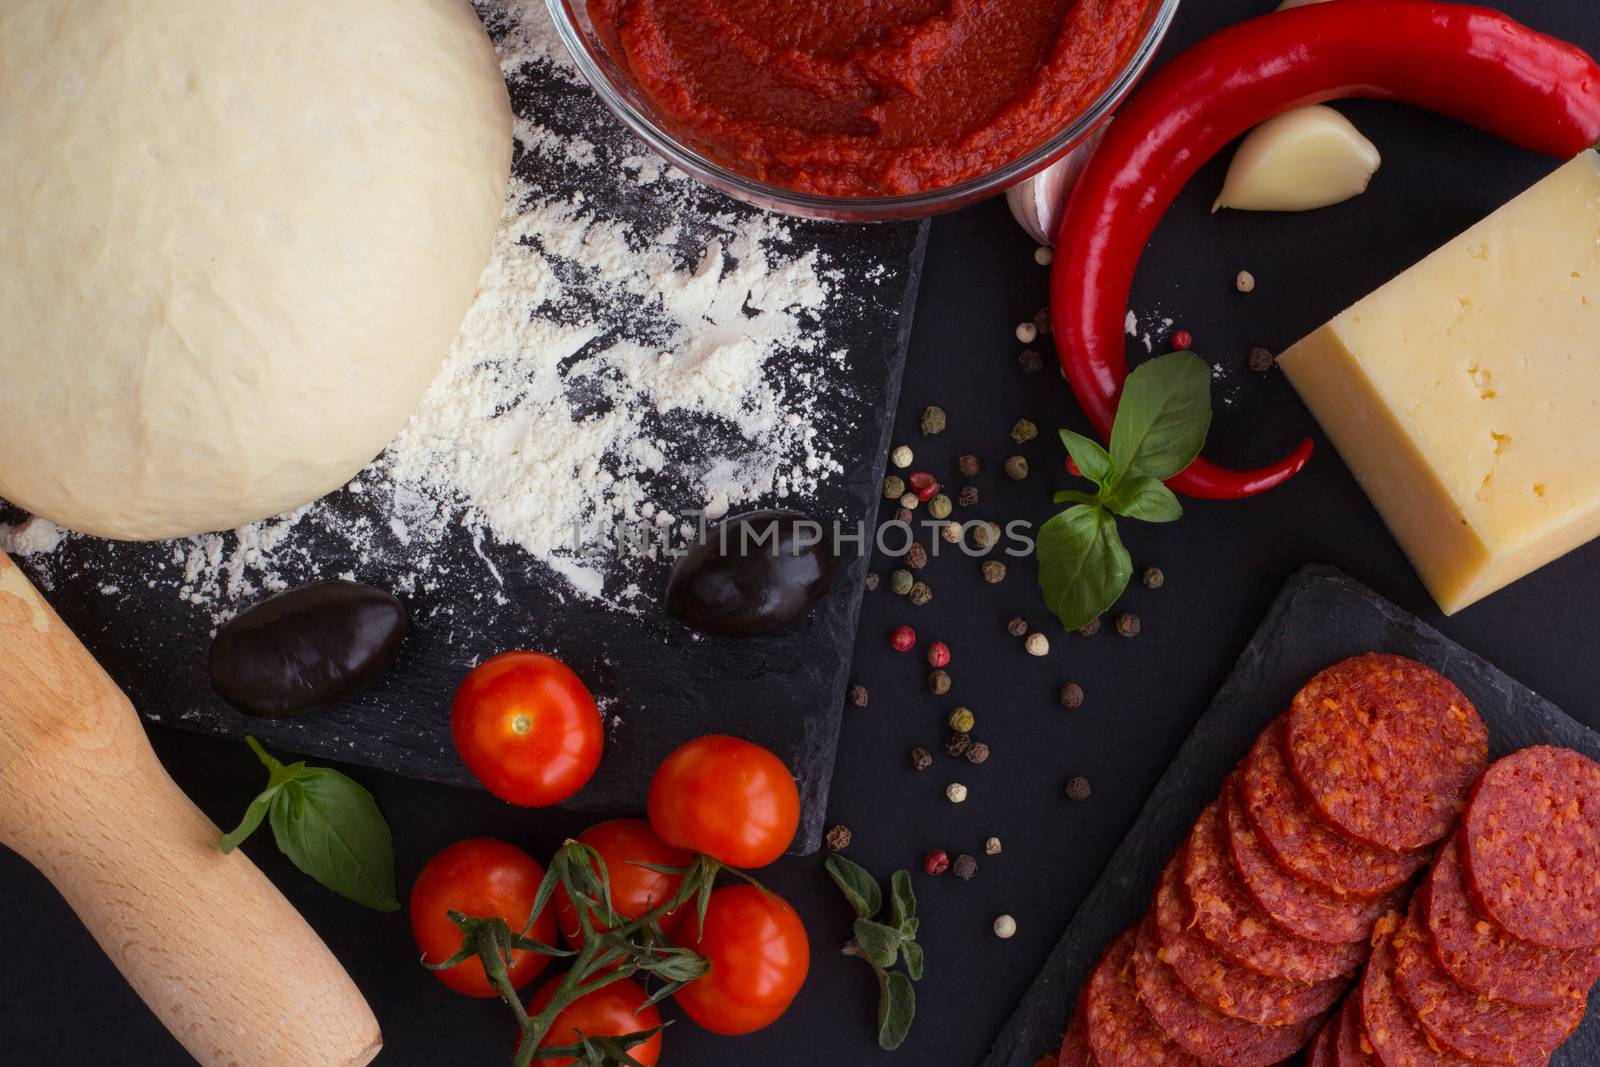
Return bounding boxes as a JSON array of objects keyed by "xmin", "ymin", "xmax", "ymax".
[{"xmin": 0, "ymin": 551, "xmax": 382, "ymax": 1067}]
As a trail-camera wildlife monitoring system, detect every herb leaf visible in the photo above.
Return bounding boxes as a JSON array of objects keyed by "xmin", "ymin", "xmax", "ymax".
[
  {"xmin": 1109, "ymin": 352, "xmax": 1213, "ymax": 480},
  {"xmin": 1060, "ymin": 429, "xmax": 1114, "ymax": 484},
  {"xmin": 889, "ymin": 869, "xmax": 916, "ymax": 928},
  {"xmin": 269, "ymin": 767, "xmax": 399, "ymax": 912},
  {"xmin": 1037, "ymin": 505, "xmax": 1132, "ymax": 631},
  {"xmin": 826, "ymin": 855, "xmax": 884, "ymax": 920},
  {"xmin": 901, "ymin": 939, "xmax": 925, "ymax": 982},
  {"xmin": 877, "ymin": 970, "xmax": 917, "ymax": 1051},
  {"xmin": 853, "ymin": 919, "xmax": 903, "ymax": 970},
  {"xmin": 1101, "ymin": 475, "xmax": 1183, "ymax": 523}
]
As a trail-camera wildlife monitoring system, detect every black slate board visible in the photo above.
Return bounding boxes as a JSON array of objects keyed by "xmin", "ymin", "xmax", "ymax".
[
  {"xmin": 985, "ymin": 565, "xmax": 1600, "ymax": 1067},
  {"xmin": 0, "ymin": 4, "xmax": 928, "ymax": 855}
]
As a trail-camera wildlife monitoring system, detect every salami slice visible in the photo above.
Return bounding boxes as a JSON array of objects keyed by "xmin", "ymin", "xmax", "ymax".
[
  {"xmin": 1392, "ymin": 903, "xmax": 1583, "ymax": 1065},
  {"xmin": 1306, "ymin": 1018, "xmax": 1338, "ymax": 1067},
  {"xmin": 1057, "ymin": 1006, "xmax": 1095, "ymax": 1067},
  {"xmin": 1242, "ymin": 723, "xmax": 1428, "ymax": 900},
  {"xmin": 1224, "ymin": 775, "xmax": 1401, "ymax": 945},
  {"xmin": 1286, "ymin": 654, "xmax": 1487, "ymax": 851},
  {"xmin": 1335, "ymin": 995, "xmax": 1379, "ymax": 1067},
  {"xmin": 1183, "ymin": 801, "xmax": 1368, "ymax": 984},
  {"xmin": 1361, "ymin": 935, "xmax": 1485, "ymax": 1067},
  {"xmin": 1132, "ymin": 914, "xmax": 1323, "ymax": 1067},
  {"xmin": 1152, "ymin": 856, "xmax": 1345, "ymax": 1027},
  {"xmin": 1460, "ymin": 746, "xmax": 1600, "ymax": 950},
  {"xmin": 1084, "ymin": 929, "xmax": 1200, "ymax": 1067},
  {"xmin": 1424, "ymin": 836, "xmax": 1599, "ymax": 1009}
]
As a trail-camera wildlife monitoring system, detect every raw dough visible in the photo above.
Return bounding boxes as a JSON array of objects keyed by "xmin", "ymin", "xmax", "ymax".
[{"xmin": 0, "ymin": 0, "xmax": 513, "ymax": 540}]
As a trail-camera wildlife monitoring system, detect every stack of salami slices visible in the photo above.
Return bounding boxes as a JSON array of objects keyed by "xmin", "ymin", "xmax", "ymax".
[
  {"xmin": 1062, "ymin": 654, "xmax": 1490, "ymax": 1067},
  {"xmin": 1310, "ymin": 745, "xmax": 1600, "ymax": 1066}
]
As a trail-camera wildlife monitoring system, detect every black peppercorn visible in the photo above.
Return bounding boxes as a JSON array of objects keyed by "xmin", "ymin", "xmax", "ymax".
[
  {"xmin": 958, "ymin": 454, "xmax": 981, "ymax": 478},
  {"xmin": 1078, "ymin": 617, "xmax": 1102, "ymax": 637},
  {"xmin": 944, "ymin": 732, "xmax": 972, "ymax": 757},
  {"xmin": 1249, "ymin": 346, "xmax": 1276, "ymax": 373},
  {"xmin": 848, "ymin": 683, "xmax": 870, "ymax": 708},
  {"xmin": 1007, "ymin": 616, "xmax": 1028, "ymax": 637},
  {"xmin": 1066, "ymin": 775, "xmax": 1093, "ymax": 801},
  {"xmin": 952, "ymin": 854, "xmax": 979, "ymax": 880},
  {"xmin": 906, "ymin": 543, "xmax": 929, "ymax": 570},
  {"xmin": 1059, "ymin": 682, "xmax": 1084, "ymax": 709},
  {"xmin": 965, "ymin": 741, "xmax": 990, "ymax": 765},
  {"xmin": 1116, "ymin": 612, "xmax": 1141, "ymax": 638},
  {"xmin": 864, "ymin": 572, "xmax": 880, "ymax": 591},
  {"xmin": 928, "ymin": 669, "xmax": 952, "ymax": 695},
  {"xmin": 911, "ymin": 747, "xmax": 933, "ymax": 771},
  {"xmin": 958, "ymin": 486, "xmax": 979, "ymax": 508},
  {"xmin": 1142, "ymin": 566, "xmax": 1164, "ymax": 589},
  {"xmin": 1033, "ymin": 307, "xmax": 1053, "ymax": 336},
  {"xmin": 826, "ymin": 825, "xmax": 852, "ymax": 852},
  {"xmin": 1017, "ymin": 348, "xmax": 1046, "ymax": 374},
  {"xmin": 895, "ymin": 506, "xmax": 914, "ymax": 525}
]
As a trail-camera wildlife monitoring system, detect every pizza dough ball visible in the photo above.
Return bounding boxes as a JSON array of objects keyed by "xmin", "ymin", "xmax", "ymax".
[{"xmin": 0, "ymin": 0, "xmax": 512, "ymax": 540}]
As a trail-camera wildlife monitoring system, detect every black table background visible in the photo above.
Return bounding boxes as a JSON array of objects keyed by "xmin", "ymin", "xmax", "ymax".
[{"xmin": 5, "ymin": 0, "xmax": 1599, "ymax": 1063}]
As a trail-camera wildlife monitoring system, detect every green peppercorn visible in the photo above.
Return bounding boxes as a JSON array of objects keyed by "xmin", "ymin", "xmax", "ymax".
[
  {"xmin": 921, "ymin": 405, "xmax": 947, "ymax": 435},
  {"xmin": 928, "ymin": 493, "xmax": 953, "ymax": 520},
  {"xmin": 909, "ymin": 581, "xmax": 933, "ymax": 606},
  {"xmin": 981, "ymin": 559, "xmax": 1006, "ymax": 583},
  {"xmin": 928, "ymin": 669, "xmax": 951, "ymax": 695},
  {"xmin": 890, "ymin": 569, "xmax": 914, "ymax": 596},
  {"xmin": 948, "ymin": 706, "xmax": 975, "ymax": 733},
  {"xmin": 883, "ymin": 475, "xmax": 906, "ymax": 500},
  {"xmin": 1004, "ymin": 455, "xmax": 1029, "ymax": 480},
  {"xmin": 972, "ymin": 522, "xmax": 1000, "ymax": 550},
  {"xmin": 1010, "ymin": 419, "xmax": 1038, "ymax": 444}
]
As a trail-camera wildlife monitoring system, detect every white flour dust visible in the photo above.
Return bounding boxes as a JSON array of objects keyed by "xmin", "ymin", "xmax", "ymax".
[{"xmin": 3, "ymin": 0, "xmax": 863, "ymax": 621}]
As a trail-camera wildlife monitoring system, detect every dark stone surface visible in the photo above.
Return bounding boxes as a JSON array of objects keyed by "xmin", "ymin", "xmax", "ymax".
[{"xmin": 986, "ymin": 566, "xmax": 1600, "ymax": 1067}]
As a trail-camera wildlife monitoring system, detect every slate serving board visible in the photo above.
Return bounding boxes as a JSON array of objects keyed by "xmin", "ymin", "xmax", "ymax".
[
  {"xmin": 984, "ymin": 564, "xmax": 1600, "ymax": 1066},
  {"xmin": 0, "ymin": 5, "xmax": 929, "ymax": 855}
]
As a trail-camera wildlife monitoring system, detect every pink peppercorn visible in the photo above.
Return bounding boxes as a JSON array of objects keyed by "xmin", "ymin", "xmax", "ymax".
[
  {"xmin": 1170, "ymin": 328, "xmax": 1193, "ymax": 351},
  {"xmin": 908, "ymin": 471, "xmax": 940, "ymax": 502},
  {"xmin": 890, "ymin": 625, "xmax": 917, "ymax": 652},
  {"xmin": 923, "ymin": 849, "xmax": 951, "ymax": 876},
  {"xmin": 926, "ymin": 641, "xmax": 951, "ymax": 668}
]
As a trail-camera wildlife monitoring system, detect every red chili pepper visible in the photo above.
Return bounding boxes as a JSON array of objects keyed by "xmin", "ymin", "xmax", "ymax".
[{"xmin": 1051, "ymin": 0, "xmax": 1600, "ymax": 500}]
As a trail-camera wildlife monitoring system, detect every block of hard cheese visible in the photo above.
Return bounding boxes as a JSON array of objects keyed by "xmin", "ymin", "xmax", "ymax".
[{"xmin": 1280, "ymin": 151, "xmax": 1600, "ymax": 614}]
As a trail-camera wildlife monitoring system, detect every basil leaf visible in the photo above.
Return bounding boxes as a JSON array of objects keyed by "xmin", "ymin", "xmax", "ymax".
[
  {"xmin": 853, "ymin": 918, "xmax": 903, "ymax": 970},
  {"xmin": 889, "ymin": 869, "xmax": 915, "ymax": 927},
  {"xmin": 901, "ymin": 938, "xmax": 925, "ymax": 982},
  {"xmin": 1109, "ymin": 352, "xmax": 1213, "ymax": 481},
  {"xmin": 825, "ymin": 855, "xmax": 883, "ymax": 920},
  {"xmin": 268, "ymin": 767, "xmax": 399, "ymax": 912},
  {"xmin": 877, "ymin": 970, "xmax": 916, "ymax": 1051},
  {"xmin": 1037, "ymin": 505, "xmax": 1133, "ymax": 631},
  {"xmin": 1101, "ymin": 475, "xmax": 1183, "ymax": 523},
  {"xmin": 220, "ymin": 736, "xmax": 309, "ymax": 853},
  {"xmin": 1053, "ymin": 489, "xmax": 1099, "ymax": 507},
  {"xmin": 1059, "ymin": 429, "xmax": 1113, "ymax": 485}
]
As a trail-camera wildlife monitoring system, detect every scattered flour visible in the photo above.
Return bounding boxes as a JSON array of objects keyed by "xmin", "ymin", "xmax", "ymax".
[{"xmin": 2, "ymin": 0, "xmax": 861, "ymax": 621}]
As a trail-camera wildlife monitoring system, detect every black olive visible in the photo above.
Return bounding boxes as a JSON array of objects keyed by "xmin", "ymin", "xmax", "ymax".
[
  {"xmin": 209, "ymin": 580, "xmax": 407, "ymax": 717},
  {"xmin": 665, "ymin": 510, "xmax": 840, "ymax": 637}
]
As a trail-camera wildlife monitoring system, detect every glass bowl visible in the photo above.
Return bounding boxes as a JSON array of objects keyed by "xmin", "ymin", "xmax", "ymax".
[{"xmin": 544, "ymin": 0, "xmax": 1183, "ymax": 222}]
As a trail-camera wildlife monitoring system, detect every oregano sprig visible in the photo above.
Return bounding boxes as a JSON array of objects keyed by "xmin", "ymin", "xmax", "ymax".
[
  {"xmin": 826, "ymin": 856, "xmax": 921, "ymax": 1051},
  {"xmin": 1038, "ymin": 351, "xmax": 1213, "ymax": 630}
]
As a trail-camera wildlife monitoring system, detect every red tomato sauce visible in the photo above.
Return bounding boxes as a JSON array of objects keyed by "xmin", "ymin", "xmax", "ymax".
[{"xmin": 588, "ymin": 0, "xmax": 1154, "ymax": 197}]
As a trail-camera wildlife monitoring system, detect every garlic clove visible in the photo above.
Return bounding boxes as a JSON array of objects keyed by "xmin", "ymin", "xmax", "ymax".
[
  {"xmin": 1006, "ymin": 125, "xmax": 1108, "ymax": 245},
  {"xmin": 1213, "ymin": 104, "xmax": 1380, "ymax": 212}
]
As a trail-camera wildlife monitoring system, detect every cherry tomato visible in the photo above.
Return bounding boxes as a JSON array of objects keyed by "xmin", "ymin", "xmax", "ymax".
[
  {"xmin": 553, "ymin": 818, "xmax": 691, "ymax": 952},
  {"xmin": 452, "ymin": 651, "xmax": 603, "ymax": 807},
  {"xmin": 409, "ymin": 838, "xmax": 559, "ymax": 998},
  {"xmin": 523, "ymin": 977, "xmax": 663, "ymax": 1067},
  {"xmin": 673, "ymin": 885, "xmax": 809, "ymax": 1035},
  {"xmin": 647, "ymin": 735, "xmax": 799, "ymax": 868}
]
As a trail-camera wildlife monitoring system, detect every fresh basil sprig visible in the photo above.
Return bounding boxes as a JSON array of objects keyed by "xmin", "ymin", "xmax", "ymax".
[
  {"xmin": 826, "ymin": 856, "xmax": 921, "ymax": 1051},
  {"xmin": 1038, "ymin": 351, "xmax": 1213, "ymax": 630},
  {"xmin": 221, "ymin": 735, "xmax": 400, "ymax": 912}
]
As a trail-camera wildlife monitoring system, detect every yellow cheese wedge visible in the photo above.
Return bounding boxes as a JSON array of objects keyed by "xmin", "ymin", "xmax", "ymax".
[{"xmin": 1280, "ymin": 151, "xmax": 1600, "ymax": 614}]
